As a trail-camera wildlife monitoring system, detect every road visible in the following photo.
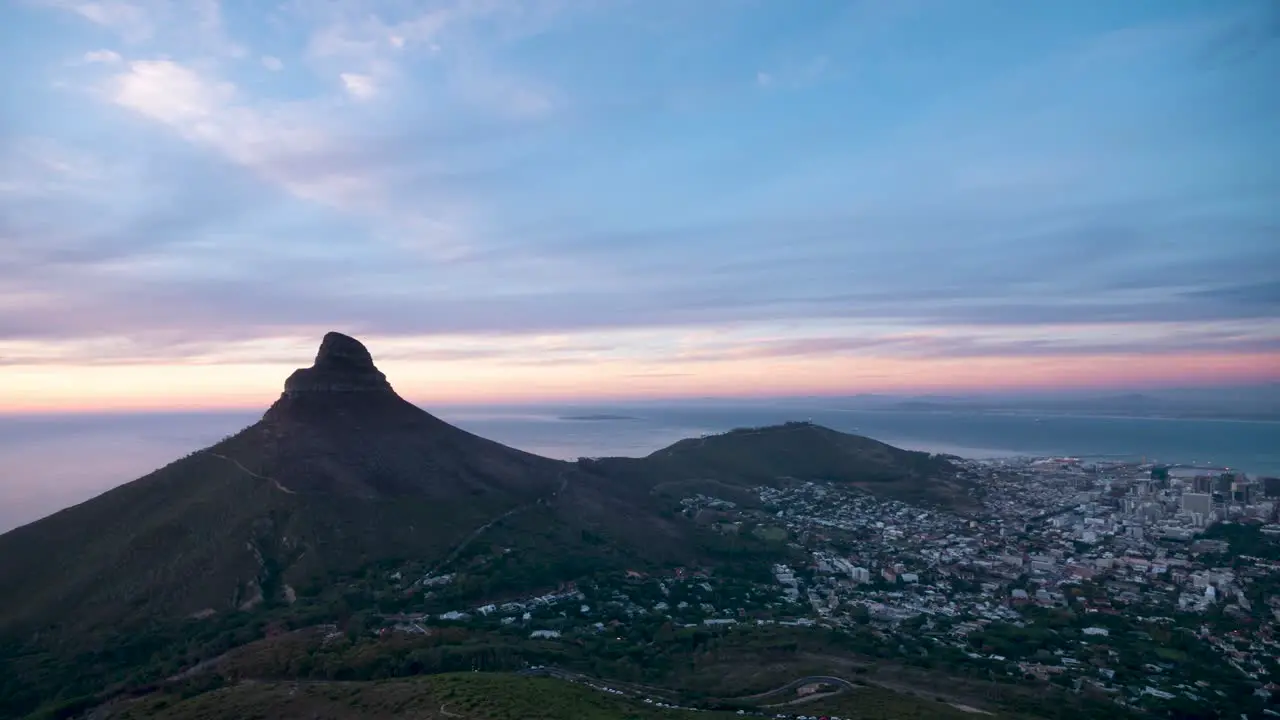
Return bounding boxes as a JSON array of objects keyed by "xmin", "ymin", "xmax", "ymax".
[
  {"xmin": 736, "ymin": 675, "xmax": 859, "ymax": 701},
  {"xmin": 429, "ymin": 471, "xmax": 569, "ymax": 575},
  {"xmin": 204, "ymin": 451, "xmax": 297, "ymax": 494},
  {"xmin": 522, "ymin": 666, "xmax": 858, "ymax": 710},
  {"xmin": 203, "ymin": 449, "xmax": 569, "ymax": 578}
]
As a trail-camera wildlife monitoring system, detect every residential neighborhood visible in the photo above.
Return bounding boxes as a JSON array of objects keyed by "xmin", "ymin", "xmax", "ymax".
[{"xmin": 369, "ymin": 456, "xmax": 1280, "ymax": 716}]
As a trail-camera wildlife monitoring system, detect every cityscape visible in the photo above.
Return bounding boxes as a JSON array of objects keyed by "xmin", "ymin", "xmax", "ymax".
[{"xmin": 359, "ymin": 451, "xmax": 1280, "ymax": 717}]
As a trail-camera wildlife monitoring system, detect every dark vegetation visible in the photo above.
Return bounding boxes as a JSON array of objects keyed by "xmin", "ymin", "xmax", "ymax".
[
  {"xmin": 70, "ymin": 618, "xmax": 1129, "ymax": 720},
  {"xmin": 1201, "ymin": 520, "xmax": 1280, "ymax": 562},
  {"xmin": 96, "ymin": 673, "xmax": 741, "ymax": 720}
]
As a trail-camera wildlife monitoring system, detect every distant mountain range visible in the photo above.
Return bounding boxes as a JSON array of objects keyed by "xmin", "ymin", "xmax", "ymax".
[{"xmin": 0, "ymin": 333, "xmax": 963, "ymax": 718}]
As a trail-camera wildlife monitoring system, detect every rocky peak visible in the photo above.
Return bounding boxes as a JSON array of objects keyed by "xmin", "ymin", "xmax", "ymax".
[{"xmin": 282, "ymin": 332, "xmax": 392, "ymax": 395}]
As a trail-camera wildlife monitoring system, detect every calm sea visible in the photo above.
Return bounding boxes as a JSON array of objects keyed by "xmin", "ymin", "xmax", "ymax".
[
  {"xmin": 441, "ymin": 405, "xmax": 1280, "ymax": 474},
  {"xmin": 1, "ymin": 404, "xmax": 1277, "ymax": 533}
]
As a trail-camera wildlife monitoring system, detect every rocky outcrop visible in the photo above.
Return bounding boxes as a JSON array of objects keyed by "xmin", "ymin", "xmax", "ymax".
[{"xmin": 281, "ymin": 332, "xmax": 393, "ymax": 395}]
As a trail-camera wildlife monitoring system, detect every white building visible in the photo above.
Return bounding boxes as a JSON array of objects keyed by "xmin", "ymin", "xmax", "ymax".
[{"xmin": 1182, "ymin": 493, "xmax": 1212, "ymax": 516}]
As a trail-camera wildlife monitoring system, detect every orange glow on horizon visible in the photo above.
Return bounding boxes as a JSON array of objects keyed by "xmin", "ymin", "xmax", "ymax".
[{"xmin": 1, "ymin": 351, "xmax": 1277, "ymax": 414}]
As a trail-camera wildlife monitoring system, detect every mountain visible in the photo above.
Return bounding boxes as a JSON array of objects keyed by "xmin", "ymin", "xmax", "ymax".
[
  {"xmin": 0, "ymin": 333, "xmax": 967, "ymax": 718},
  {"xmin": 568, "ymin": 422, "xmax": 967, "ymax": 510},
  {"xmin": 0, "ymin": 333, "xmax": 575, "ymax": 636},
  {"xmin": 646, "ymin": 422, "xmax": 968, "ymax": 507}
]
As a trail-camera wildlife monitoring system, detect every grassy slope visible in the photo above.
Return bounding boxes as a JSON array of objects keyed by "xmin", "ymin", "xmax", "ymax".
[
  {"xmin": 100, "ymin": 673, "xmax": 739, "ymax": 720},
  {"xmin": 98, "ymin": 671, "xmax": 1015, "ymax": 720},
  {"xmin": 799, "ymin": 686, "xmax": 1010, "ymax": 719}
]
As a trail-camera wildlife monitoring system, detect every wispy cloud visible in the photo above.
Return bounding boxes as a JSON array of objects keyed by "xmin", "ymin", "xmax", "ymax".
[
  {"xmin": 1, "ymin": 0, "xmax": 1277, "ymax": 406},
  {"xmin": 754, "ymin": 55, "xmax": 828, "ymax": 90},
  {"xmin": 80, "ymin": 48, "xmax": 121, "ymax": 64},
  {"xmin": 41, "ymin": 0, "xmax": 245, "ymax": 55},
  {"xmin": 48, "ymin": 0, "xmax": 155, "ymax": 42},
  {"xmin": 339, "ymin": 71, "xmax": 377, "ymax": 100}
]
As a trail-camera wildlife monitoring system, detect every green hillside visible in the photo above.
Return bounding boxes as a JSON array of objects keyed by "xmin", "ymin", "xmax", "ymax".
[{"xmin": 95, "ymin": 673, "xmax": 735, "ymax": 720}]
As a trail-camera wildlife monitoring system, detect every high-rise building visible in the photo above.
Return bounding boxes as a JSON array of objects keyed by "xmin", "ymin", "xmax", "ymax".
[
  {"xmin": 1232, "ymin": 482, "xmax": 1255, "ymax": 506},
  {"xmin": 1193, "ymin": 476, "xmax": 1215, "ymax": 494},
  {"xmin": 1182, "ymin": 493, "xmax": 1212, "ymax": 516},
  {"xmin": 1263, "ymin": 477, "xmax": 1280, "ymax": 499}
]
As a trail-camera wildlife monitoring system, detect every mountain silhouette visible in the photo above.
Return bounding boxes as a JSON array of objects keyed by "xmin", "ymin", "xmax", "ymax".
[{"xmin": 0, "ymin": 333, "xmax": 960, "ymax": 637}]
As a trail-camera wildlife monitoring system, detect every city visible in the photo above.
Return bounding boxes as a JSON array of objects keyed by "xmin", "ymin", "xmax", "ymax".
[{"xmin": 372, "ymin": 456, "xmax": 1280, "ymax": 717}]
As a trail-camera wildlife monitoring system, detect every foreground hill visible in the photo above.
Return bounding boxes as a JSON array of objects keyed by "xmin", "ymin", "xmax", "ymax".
[
  {"xmin": 0, "ymin": 333, "xmax": 971, "ymax": 718},
  {"xmin": 93, "ymin": 673, "xmax": 737, "ymax": 720},
  {"xmin": 92, "ymin": 671, "xmax": 995, "ymax": 720}
]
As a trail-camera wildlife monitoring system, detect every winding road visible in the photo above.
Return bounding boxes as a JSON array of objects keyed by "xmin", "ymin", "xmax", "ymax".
[
  {"xmin": 204, "ymin": 451, "xmax": 297, "ymax": 494},
  {"xmin": 428, "ymin": 471, "xmax": 570, "ymax": 575},
  {"xmin": 740, "ymin": 675, "xmax": 858, "ymax": 699},
  {"xmin": 522, "ymin": 666, "xmax": 860, "ymax": 711},
  {"xmin": 202, "ymin": 447, "xmax": 570, "ymax": 579}
]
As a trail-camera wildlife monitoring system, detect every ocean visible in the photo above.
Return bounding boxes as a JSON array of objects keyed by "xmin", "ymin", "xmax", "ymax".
[
  {"xmin": 443, "ymin": 406, "xmax": 1280, "ymax": 472},
  {"xmin": 1, "ymin": 404, "xmax": 1277, "ymax": 534}
]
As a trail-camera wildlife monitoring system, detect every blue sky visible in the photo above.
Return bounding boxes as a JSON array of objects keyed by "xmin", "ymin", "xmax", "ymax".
[{"xmin": 0, "ymin": 0, "xmax": 1278, "ymax": 408}]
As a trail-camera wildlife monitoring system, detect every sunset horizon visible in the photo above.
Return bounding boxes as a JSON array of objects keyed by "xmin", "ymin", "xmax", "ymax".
[
  {"xmin": 3, "ymin": 0, "xmax": 1277, "ymax": 417},
  {"xmin": 3, "ymin": 330, "xmax": 1278, "ymax": 414}
]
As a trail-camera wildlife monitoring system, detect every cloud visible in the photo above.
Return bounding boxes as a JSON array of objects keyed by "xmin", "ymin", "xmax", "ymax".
[
  {"xmin": 294, "ymin": 0, "xmax": 566, "ymax": 118},
  {"xmin": 51, "ymin": 0, "xmax": 154, "ymax": 42},
  {"xmin": 188, "ymin": 0, "xmax": 246, "ymax": 58},
  {"xmin": 669, "ymin": 324, "xmax": 1280, "ymax": 364},
  {"xmin": 0, "ymin": 138, "xmax": 113, "ymax": 203},
  {"xmin": 449, "ymin": 63, "xmax": 555, "ymax": 118},
  {"xmin": 110, "ymin": 59, "xmax": 234, "ymax": 124},
  {"xmin": 81, "ymin": 49, "xmax": 122, "ymax": 64},
  {"xmin": 1185, "ymin": 281, "xmax": 1280, "ymax": 308},
  {"xmin": 102, "ymin": 60, "xmax": 394, "ymax": 217},
  {"xmin": 3, "ymin": 0, "xmax": 1277, "ymax": 395},
  {"xmin": 339, "ymin": 72, "xmax": 377, "ymax": 100},
  {"xmin": 43, "ymin": 0, "xmax": 243, "ymax": 55}
]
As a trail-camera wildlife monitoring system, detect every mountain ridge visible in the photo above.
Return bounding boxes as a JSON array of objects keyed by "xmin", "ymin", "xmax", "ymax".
[
  {"xmin": 0, "ymin": 334, "xmax": 965, "ymax": 635},
  {"xmin": 0, "ymin": 333, "xmax": 967, "ymax": 718}
]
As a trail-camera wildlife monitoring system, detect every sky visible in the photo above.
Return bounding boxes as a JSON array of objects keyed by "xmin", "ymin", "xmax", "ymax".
[{"xmin": 1, "ymin": 0, "xmax": 1278, "ymax": 411}]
